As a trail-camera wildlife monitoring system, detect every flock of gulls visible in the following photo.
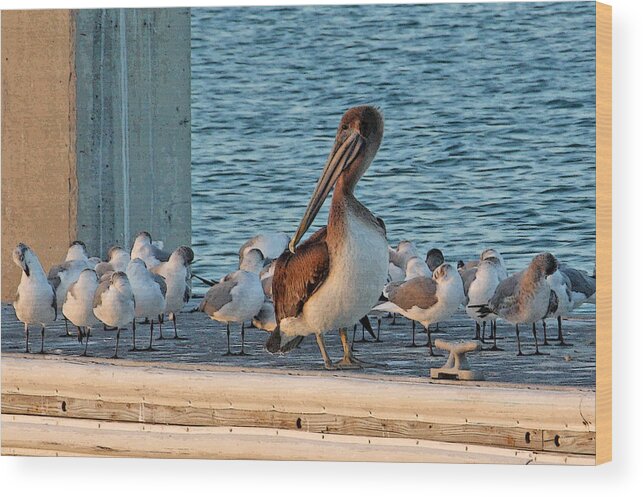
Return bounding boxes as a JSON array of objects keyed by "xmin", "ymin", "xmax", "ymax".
[{"xmin": 9, "ymin": 105, "xmax": 596, "ymax": 371}]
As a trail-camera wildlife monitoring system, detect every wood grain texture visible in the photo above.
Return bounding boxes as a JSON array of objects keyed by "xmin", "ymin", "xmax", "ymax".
[
  {"xmin": 1, "ymin": 414, "xmax": 594, "ymax": 465},
  {"xmin": 1, "ymin": 355, "xmax": 596, "ymax": 461},
  {"xmin": 595, "ymin": 1, "xmax": 612, "ymax": 465},
  {"xmin": 1, "ymin": 393, "xmax": 557, "ymax": 452}
]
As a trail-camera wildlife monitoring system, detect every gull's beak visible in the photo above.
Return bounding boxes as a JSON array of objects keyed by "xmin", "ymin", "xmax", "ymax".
[{"xmin": 289, "ymin": 132, "xmax": 365, "ymax": 253}]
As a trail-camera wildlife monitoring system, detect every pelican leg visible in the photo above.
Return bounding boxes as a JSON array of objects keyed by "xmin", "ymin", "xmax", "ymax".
[
  {"xmin": 334, "ymin": 328, "xmax": 374, "ymax": 369},
  {"xmin": 375, "ymin": 316, "xmax": 383, "ymax": 342},
  {"xmin": 223, "ymin": 323, "xmax": 233, "ymax": 356},
  {"xmin": 556, "ymin": 315, "xmax": 573, "ymax": 347},
  {"xmin": 516, "ymin": 324, "xmax": 523, "ymax": 356},
  {"xmin": 24, "ymin": 324, "xmax": 29, "ymax": 353},
  {"xmin": 542, "ymin": 320, "xmax": 551, "ymax": 346},
  {"xmin": 82, "ymin": 328, "xmax": 91, "ymax": 356},
  {"xmin": 38, "ymin": 326, "xmax": 46, "ymax": 354},
  {"xmin": 111, "ymin": 329, "xmax": 121, "ymax": 359},
  {"xmin": 315, "ymin": 333, "xmax": 334, "ymax": 370}
]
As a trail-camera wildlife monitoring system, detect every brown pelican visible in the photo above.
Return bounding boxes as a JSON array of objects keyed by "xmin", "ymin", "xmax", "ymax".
[{"xmin": 266, "ymin": 106, "xmax": 388, "ymax": 369}]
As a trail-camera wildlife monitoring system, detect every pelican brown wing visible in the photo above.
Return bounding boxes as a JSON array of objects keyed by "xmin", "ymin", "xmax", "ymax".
[{"xmin": 272, "ymin": 227, "xmax": 329, "ymax": 322}]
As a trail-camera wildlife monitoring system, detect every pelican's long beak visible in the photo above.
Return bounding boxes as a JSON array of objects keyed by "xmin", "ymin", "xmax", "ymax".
[{"xmin": 289, "ymin": 132, "xmax": 364, "ymax": 253}]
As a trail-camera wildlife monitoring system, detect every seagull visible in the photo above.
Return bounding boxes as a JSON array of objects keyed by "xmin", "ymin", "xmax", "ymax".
[
  {"xmin": 374, "ymin": 263, "xmax": 464, "ymax": 355},
  {"xmin": 259, "ymin": 260, "xmax": 276, "ymax": 300},
  {"xmin": 252, "ymin": 299, "xmax": 277, "ymax": 332},
  {"xmin": 265, "ymin": 106, "xmax": 389, "ymax": 370},
  {"xmin": 95, "ymin": 246, "xmax": 131, "ymax": 278},
  {"xmin": 199, "ymin": 253, "xmax": 265, "ymax": 356},
  {"xmin": 458, "ymin": 248, "xmax": 507, "ymax": 273},
  {"xmin": 425, "ymin": 248, "xmax": 445, "ymax": 273},
  {"xmin": 238, "ymin": 232, "xmax": 289, "ymax": 267},
  {"xmin": 543, "ymin": 268, "xmax": 574, "ymax": 346},
  {"xmin": 65, "ymin": 240, "xmax": 93, "ymax": 267},
  {"xmin": 62, "ymin": 268, "xmax": 101, "ymax": 355},
  {"xmin": 559, "ymin": 263, "xmax": 596, "ymax": 308},
  {"xmin": 93, "ymin": 271, "xmax": 136, "ymax": 358},
  {"xmin": 150, "ymin": 246, "xmax": 194, "ymax": 340},
  {"xmin": 48, "ymin": 254, "xmax": 90, "ymax": 338},
  {"xmin": 131, "ymin": 231, "xmax": 170, "ymax": 269},
  {"xmin": 12, "ymin": 243, "xmax": 57, "ymax": 353},
  {"xmin": 387, "ymin": 247, "xmax": 406, "ymax": 283},
  {"xmin": 404, "ymin": 256, "xmax": 432, "ymax": 280},
  {"xmin": 126, "ymin": 259, "xmax": 167, "ymax": 351},
  {"xmin": 461, "ymin": 256, "xmax": 506, "ymax": 349},
  {"xmin": 471, "ymin": 253, "xmax": 558, "ymax": 356}
]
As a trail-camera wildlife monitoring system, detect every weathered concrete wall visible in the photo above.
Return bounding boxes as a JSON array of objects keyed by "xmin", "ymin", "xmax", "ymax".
[
  {"xmin": 1, "ymin": 10, "xmax": 77, "ymax": 301},
  {"xmin": 1, "ymin": 8, "xmax": 191, "ymax": 301},
  {"xmin": 75, "ymin": 8, "xmax": 191, "ymax": 258}
]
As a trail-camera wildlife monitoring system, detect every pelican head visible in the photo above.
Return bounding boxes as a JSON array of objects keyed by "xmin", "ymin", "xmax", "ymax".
[{"xmin": 289, "ymin": 105, "xmax": 384, "ymax": 253}]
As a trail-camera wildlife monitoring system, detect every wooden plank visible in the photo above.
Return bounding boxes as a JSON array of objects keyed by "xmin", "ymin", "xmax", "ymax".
[
  {"xmin": 595, "ymin": 1, "xmax": 612, "ymax": 465},
  {"xmin": 543, "ymin": 429, "xmax": 596, "ymax": 456},
  {"xmin": 1, "ymin": 355, "xmax": 596, "ymax": 433},
  {"xmin": 1, "ymin": 393, "xmax": 548, "ymax": 452},
  {"xmin": 0, "ymin": 414, "xmax": 594, "ymax": 465}
]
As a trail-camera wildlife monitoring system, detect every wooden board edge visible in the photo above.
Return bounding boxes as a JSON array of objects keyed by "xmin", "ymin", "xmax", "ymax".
[
  {"xmin": 595, "ymin": 0, "xmax": 612, "ymax": 465},
  {"xmin": 0, "ymin": 392, "xmax": 596, "ymax": 455},
  {"xmin": 0, "ymin": 414, "xmax": 595, "ymax": 465}
]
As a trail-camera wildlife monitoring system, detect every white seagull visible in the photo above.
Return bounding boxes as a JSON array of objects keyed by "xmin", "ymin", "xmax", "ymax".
[
  {"xmin": 12, "ymin": 243, "xmax": 57, "ymax": 353},
  {"xmin": 131, "ymin": 231, "xmax": 170, "ymax": 269},
  {"xmin": 461, "ymin": 255, "xmax": 506, "ymax": 349},
  {"xmin": 150, "ymin": 246, "xmax": 194, "ymax": 340},
  {"xmin": 199, "ymin": 251, "xmax": 264, "ymax": 356},
  {"xmin": 48, "ymin": 252, "xmax": 90, "ymax": 337},
  {"xmin": 543, "ymin": 268, "xmax": 574, "ymax": 346},
  {"xmin": 126, "ymin": 259, "xmax": 167, "ymax": 351},
  {"xmin": 62, "ymin": 268, "xmax": 101, "ymax": 355},
  {"xmin": 374, "ymin": 263, "xmax": 464, "ymax": 355},
  {"xmin": 252, "ymin": 299, "xmax": 277, "ymax": 332},
  {"xmin": 93, "ymin": 271, "xmax": 136, "ymax": 358},
  {"xmin": 95, "ymin": 245, "xmax": 131, "ymax": 278},
  {"xmin": 238, "ymin": 232, "xmax": 290, "ymax": 267},
  {"xmin": 65, "ymin": 240, "xmax": 93, "ymax": 267}
]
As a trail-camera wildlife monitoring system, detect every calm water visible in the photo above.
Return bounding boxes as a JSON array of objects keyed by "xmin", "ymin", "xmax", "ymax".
[{"xmin": 191, "ymin": 2, "xmax": 596, "ymax": 289}]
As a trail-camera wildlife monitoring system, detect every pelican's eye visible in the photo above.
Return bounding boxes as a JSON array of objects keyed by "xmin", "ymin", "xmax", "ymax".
[{"xmin": 341, "ymin": 123, "xmax": 348, "ymax": 131}]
